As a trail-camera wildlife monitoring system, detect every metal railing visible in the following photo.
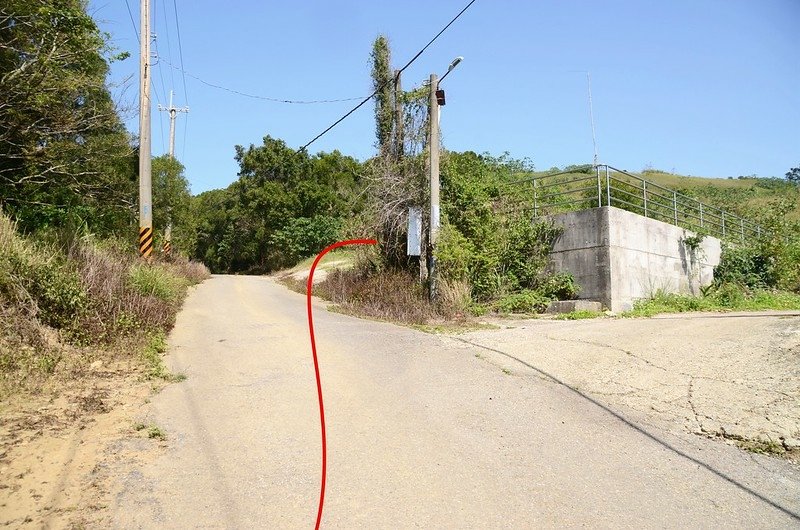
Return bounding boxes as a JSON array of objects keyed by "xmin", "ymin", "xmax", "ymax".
[{"xmin": 508, "ymin": 165, "xmax": 762, "ymax": 242}]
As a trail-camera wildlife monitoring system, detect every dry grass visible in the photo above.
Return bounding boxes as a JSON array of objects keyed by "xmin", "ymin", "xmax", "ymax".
[
  {"xmin": 69, "ymin": 242, "xmax": 177, "ymax": 343},
  {"xmin": 0, "ymin": 212, "xmax": 210, "ymax": 393},
  {"xmin": 437, "ymin": 278, "xmax": 472, "ymax": 318},
  {"xmin": 317, "ymin": 269, "xmax": 437, "ymax": 325},
  {"xmin": 161, "ymin": 254, "xmax": 212, "ymax": 284}
]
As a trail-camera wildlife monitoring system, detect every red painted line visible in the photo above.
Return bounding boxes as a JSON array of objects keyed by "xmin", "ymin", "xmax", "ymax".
[{"xmin": 306, "ymin": 239, "xmax": 377, "ymax": 530}]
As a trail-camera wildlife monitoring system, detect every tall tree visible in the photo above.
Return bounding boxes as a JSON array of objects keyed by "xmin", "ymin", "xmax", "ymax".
[
  {"xmin": 152, "ymin": 155, "xmax": 194, "ymax": 252},
  {"xmin": 370, "ymin": 35, "xmax": 394, "ymax": 156},
  {"xmin": 191, "ymin": 137, "xmax": 364, "ymax": 273},
  {"xmin": 0, "ymin": 0, "xmax": 136, "ymax": 234}
]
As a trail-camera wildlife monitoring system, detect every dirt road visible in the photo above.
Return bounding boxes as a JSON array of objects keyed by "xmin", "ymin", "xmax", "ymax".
[{"xmin": 109, "ymin": 275, "xmax": 800, "ymax": 528}]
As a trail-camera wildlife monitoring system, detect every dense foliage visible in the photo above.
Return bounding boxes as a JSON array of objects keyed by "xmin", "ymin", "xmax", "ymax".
[
  {"xmin": 437, "ymin": 152, "xmax": 577, "ymax": 310},
  {"xmin": 714, "ymin": 198, "xmax": 800, "ymax": 292},
  {"xmin": 0, "ymin": 2, "xmax": 207, "ymax": 390},
  {"xmin": 0, "ymin": 0, "xmax": 138, "ymax": 235},
  {"xmin": 192, "ymin": 137, "xmax": 364, "ymax": 273}
]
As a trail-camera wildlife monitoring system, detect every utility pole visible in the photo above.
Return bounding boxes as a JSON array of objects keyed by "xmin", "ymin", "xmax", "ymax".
[
  {"xmin": 428, "ymin": 73, "xmax": 440, "ymax": 302},
  {"xmin": 426, "ymin": 57, "xmax": 462, "ymax": 302},
  {"xmin": 159, "ymin": 90, "xmax": 189, "ymax": 158},
  {"xmin": 158, "ymin": 90, "xmax": 189, "ymax": 256},
  {"xmin": 138, "ymin": 0, "xmax": 153, "ymax": 260}
]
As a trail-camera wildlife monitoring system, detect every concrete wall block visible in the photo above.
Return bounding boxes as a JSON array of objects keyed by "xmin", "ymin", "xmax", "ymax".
[
  {"xmin": 549, "ymin": 208, "xmax": 608, "ymax": 251},
  {"xmin": 544, "ymin": 206, "xmax": 723, "ymax": 313}
]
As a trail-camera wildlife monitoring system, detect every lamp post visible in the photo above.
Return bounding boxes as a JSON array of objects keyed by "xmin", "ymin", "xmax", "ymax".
[{"xmin": 428, "ymin": 56, "xmax": 463, "ymax": 302}]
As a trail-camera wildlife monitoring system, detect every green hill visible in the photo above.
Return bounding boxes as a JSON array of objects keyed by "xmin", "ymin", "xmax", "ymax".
[
  {"xmin": 523, "ymin": 166, "xmax": 800, "ymax": 224},
  {"xmin": 640, "ymin": 169, "xmax": 800, "ymax": 222}
]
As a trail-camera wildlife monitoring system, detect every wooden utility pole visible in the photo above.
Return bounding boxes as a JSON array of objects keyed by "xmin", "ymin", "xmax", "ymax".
[
  {"xmin": 138, "ymin": 0, "xmax": 153, "ymax": 259},
  {"xmin": 428, "ymin": 73, "xmax": 440, "ymax": 302}
]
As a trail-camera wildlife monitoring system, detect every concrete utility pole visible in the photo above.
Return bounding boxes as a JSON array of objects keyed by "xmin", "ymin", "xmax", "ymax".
[
  {"xmin": 138, "ymin": 0, "xmax": 153, "ymax": 260},
  {"xmin": 158, "ymin": 90, "xmax": 189, "ymax": 255},
  {"xmin": 159, "ymin": 90, "xmax": 190, "ymax": 158},
  {"xmin": 427, "ymin": 57, "xmax": 462, "ymax": 302},
  {"xmin": 428, "ymin": 73, "xmax": 440, "ymax": 302}
]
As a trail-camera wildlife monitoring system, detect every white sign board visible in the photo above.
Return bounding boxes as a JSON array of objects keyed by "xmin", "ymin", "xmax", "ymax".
[{"xmin": 407, "ymin": 206, "xmax": 422, "ymax": 256}]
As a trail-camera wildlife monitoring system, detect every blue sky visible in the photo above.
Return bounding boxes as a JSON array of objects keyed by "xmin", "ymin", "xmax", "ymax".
[{"xmin": 90, "ymin": 0, "xmax": 800, "ymax": 194}]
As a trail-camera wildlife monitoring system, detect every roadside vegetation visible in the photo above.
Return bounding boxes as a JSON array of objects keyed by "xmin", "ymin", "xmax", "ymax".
[
  {"xmin": 259, "ymin": 37, "xmax": 799, "ymax": 324},
  {"xmin": 626, "ymin": 197, "xmax": 800, "ymax": 317},
  {"xmin": 271, "ymin": 37, "xmax": 579, "ymax": 324},
  {"xmin": 0, "ymin": 212, "xmax": 208, "ymax": 395},
  {"xmin": 0, "ymin": 1, "xmax": 209, "ymax": 396}
]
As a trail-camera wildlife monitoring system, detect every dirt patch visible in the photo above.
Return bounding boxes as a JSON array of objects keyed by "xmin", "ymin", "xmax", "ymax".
[{"xmin": 0, "ymin": 360, "xmax": 168, "ymax": 528}]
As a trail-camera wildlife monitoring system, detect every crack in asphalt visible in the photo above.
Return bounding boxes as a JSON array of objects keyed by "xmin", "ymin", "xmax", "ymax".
[
  {"xmin": 687, "ymin": 376, "xmax": 704, "ymax": 432},
  {"xmin": 542, "ymin": 334, "xmax": 797, "ymax": 400}
]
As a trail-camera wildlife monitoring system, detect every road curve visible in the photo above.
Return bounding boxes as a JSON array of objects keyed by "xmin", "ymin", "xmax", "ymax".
[{"xmin": 112, "ymin": 275, "xmax": 799, "ymax": 528}]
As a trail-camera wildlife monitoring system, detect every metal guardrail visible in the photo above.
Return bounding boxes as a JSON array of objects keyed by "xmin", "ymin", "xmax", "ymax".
[{"xmin": 510, "ymin": 164, "xmax": 762, "ymax": 242}]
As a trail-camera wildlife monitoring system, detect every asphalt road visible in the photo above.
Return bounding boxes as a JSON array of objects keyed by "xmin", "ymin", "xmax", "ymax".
[{"xmin": 112, "ymin": 275, "xmax": 800, "ymax": 528}]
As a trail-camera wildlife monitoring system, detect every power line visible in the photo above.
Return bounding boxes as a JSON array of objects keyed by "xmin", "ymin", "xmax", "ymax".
[
  {"xmin": 161, "ymin": 60, "xmax": 366, "ymax": 104},
  {"xmin": 172, "ymin": 0, "xmax": 189, "ymax": 106},
  {"xmin": 123, "ymin": 0, "xmax": 139, "ymax": 44},
  {"xmin": 123, "ymin": 0, "xmax": 165, "ymax": 151},
  {"xmin": 150, "ymin": 0, "xmax": 168, "ymax": 153},
  {"xmin": 300, "ymin": 0, "xmax": 479, "ymax": 151},
  {"xmin": 160, "ymin": 0, "xmax": 176, "ymax": 90}
]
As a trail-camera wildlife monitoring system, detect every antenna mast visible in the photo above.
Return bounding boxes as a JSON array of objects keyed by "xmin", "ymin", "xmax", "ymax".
[{"xmin": 587, "ymin": 72, "xmax": 599, "ymax": 167}]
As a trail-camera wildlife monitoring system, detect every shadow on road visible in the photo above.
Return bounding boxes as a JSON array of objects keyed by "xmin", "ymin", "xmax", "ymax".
[{"xmin": 454, "ymin": 337, "xmax": 800, "ymax": 522}]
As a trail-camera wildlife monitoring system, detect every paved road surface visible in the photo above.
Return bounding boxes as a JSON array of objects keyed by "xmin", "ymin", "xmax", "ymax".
[{"xmin": 112, "ymin": 275, "xmax": 800, "ymax": 528}]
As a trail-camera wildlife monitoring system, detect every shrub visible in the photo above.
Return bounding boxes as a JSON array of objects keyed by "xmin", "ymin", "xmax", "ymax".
[
  {"xmin": 498, "ymin": 218, "xmax": 562, "ymax": 291},
  {"xmin": 269, "ymin": 216, "xmax": 342, "ymax": 268},
  {"xmin": 12, "ymin": 255, "xmax": 88, "ymax": 331},
  {"xmin": 494, "ymin": 290, "xmax": 550, "ymax": 313},
  {"xmin": 714, "ymin": 243, "xmax": 774, "ymax": 289},
  {"xmin": 436, "ymin": 214, "xmax": 567, "ymax": 305},
  {"xmin": 536, "ymin": 271, "xmax": 580, "ymax": 300},
  {"xmin": 128, "ymin": 263, "xmax": 189, "ymax": 304},
  {"xmin": 0, "ymin": 215, "xmax": 88, "ymax": 333}
]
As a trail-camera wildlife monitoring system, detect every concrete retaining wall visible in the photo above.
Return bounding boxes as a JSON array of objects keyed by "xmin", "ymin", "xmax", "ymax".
[{"xmin": 547, "ymin": 206, "xmax": 721, "ymax": 312}]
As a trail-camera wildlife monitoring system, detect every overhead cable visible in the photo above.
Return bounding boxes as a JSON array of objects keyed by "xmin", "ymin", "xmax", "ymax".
[{"xmin": 299, "ymin": 0, "xmax": 479, "ymax": 151}]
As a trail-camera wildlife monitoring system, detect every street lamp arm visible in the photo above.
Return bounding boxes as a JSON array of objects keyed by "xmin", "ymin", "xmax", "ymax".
[{"xmin": 437, "ymin": 56, "xmax": 463, "ymax": 86}]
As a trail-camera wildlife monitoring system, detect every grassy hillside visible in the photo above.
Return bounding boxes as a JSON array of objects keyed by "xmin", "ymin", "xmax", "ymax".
[
  {"xmin": 522, "ymin": 166, "xmax": 800, "ymax": 223},
  {"xmin": 641, "ymin": 169, "xmax": 800, "ymax": 221}
]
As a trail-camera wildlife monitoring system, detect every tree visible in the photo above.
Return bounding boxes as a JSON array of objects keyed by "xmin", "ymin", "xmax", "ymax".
[
  {"xmin": 370, "ymin": 35, "xmax": 394, "ymax": 156},
  {"xmin": 152, "ymin": 155, "xmax": 193, "ymax": 252},
  {"xmin": 786, "ymin": 165, "xmax": 800, "ymax": 184},
  {"xmin": 0, "ymin": 0, "xmax": 136, "ymax": 234},
  {"xmin": 190, "ymin": 136, "xmax": 364, "ymax": 273}
]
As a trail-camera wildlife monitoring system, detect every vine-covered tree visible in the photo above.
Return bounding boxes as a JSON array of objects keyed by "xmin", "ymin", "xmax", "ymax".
[{"xmin": 370, "ymin": 35, "xmax": 394, "ymax": 156}]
